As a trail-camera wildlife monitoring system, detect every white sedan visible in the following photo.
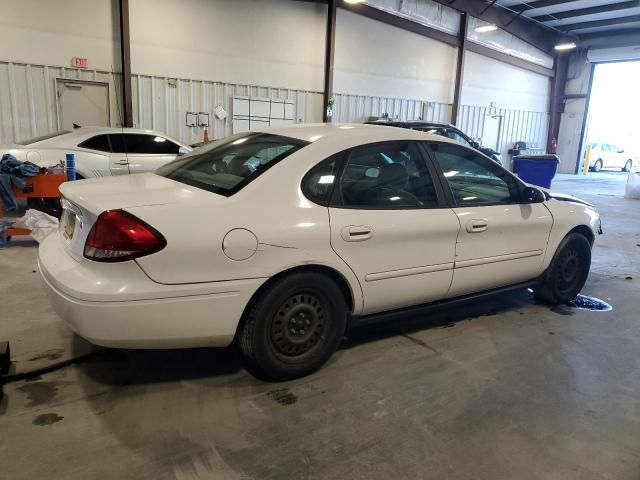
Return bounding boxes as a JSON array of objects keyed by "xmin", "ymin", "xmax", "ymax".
[
  {"xmin": 1, "ymin": 127, "xmax": 191, "ymax": 179},
  {"xmin": 588, "ymin": 143, "xmax": 635, "ymax": 172},
  {"xmin": 38, "ymin": 124, "xmax": 601, "ymax": 380}
]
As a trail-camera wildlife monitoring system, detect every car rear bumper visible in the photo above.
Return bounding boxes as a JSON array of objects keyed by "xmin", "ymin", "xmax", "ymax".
[{"xmin": 38, "ymin": 233, "xmax": 266, "ymax": 348}]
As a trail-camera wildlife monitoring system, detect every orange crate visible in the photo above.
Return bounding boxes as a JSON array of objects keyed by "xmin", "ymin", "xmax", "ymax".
[{"xmin": 1, "ymin": 174, "xmax": 67, "ymax": 238}]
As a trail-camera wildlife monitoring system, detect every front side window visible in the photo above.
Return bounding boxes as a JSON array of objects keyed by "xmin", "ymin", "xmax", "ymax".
[
  {"xmin": 430, "ymin": 143, "xmax": 520, "ymax": 205},
  {"xmin": 335, "ymin": 142, "xmax": 438, "ymax": 209},
  {"xmin": 156, "ymin": 133, "xmax": 308, "ymax": 196},
  {"xmin": 109, "ymin": 134, "xmax": 180, "ymax": 154}
]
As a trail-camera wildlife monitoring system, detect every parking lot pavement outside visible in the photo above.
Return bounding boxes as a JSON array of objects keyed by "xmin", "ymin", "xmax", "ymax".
[{"xmin": 1, "ymin": 172, "xmax": 639, "ymax": 479}]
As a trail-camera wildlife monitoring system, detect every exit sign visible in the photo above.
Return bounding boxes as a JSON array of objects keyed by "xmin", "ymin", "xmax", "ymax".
[{"xmin": 71, "ymin": 57, "xmax": 88, "ymax": 68}]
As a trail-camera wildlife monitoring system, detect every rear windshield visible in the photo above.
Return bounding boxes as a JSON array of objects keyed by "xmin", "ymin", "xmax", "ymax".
[
  {"xmin": 156, "ymin": 132, "xmax": 308, "ymax": 196},
  {"xmin": 16, "ymin": 131, "xmax": 71, "ymax": 145}
]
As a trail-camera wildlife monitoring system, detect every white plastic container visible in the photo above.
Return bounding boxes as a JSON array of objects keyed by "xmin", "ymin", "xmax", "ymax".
[{"xmin": 625, "ymin": 170, "xmax": 640, "ymax": 200}]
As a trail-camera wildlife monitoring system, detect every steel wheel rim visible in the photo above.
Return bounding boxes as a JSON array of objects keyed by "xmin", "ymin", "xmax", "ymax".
[
  {"xmin": 270, "ymin": 293, "xmax": 326, "ymax": 357},
  {"xmin": 556, "ymin": 248, "xmax": 581, "ymax": 293}
]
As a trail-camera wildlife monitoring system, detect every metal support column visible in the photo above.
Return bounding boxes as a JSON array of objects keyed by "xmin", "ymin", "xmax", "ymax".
[
  {"xmin": 547, "ymin": 53, "xmax": 569, "ymax": 153},
  {"xmin": 451, "ymin": 13, "xmax": 469, "ymax": 126},
  {"xmin": 119, "ymin": 0, "xmax": 133, "ymax": 127},
  {"xmin": 323, "ymin": 0, "xmax": 337, "ymax": 122}
]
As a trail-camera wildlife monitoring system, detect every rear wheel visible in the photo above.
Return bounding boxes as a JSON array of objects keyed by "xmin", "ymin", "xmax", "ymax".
[
  {"xmin": 592, "ymin": 159, "xmax": 603, "ymax": 172},
  {"xmin": 533, "ymin": 233, "xmax": 592, "ymax": 304},
  {"xmin": 239, "ymin": 272, "xmax": 348, "ymax": 380},
  {"xmin": 623, "ymin": 159, "xmax": 632, "ymax": 172},
  {"xmin": 28, "ymin": 174, "xmax": 84, "ymax": 218}
]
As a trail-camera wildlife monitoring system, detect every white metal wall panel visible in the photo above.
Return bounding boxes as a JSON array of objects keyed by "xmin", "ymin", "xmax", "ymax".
[
  {"xmin": 458, "ymin": 105, "xmax": 549, "ymax": 162},
  {"xmin": 0, "ymin": 60, "xmax": 121, "ymax": 145},
  {"xmin": 332, "ymin": 93, "xmax": 451, "ymax": 124},
  {"xmin": 0, "ymin": 60, "xmax": 547, "ymax": 162},
  {"xmin": 131, "ymin": 74, "xmax": 324, "ymax": 145}
]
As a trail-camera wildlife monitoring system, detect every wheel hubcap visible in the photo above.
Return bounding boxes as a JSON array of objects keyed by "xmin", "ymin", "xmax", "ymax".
[
  {"xmin": 556, "ymin": 249, "xmax": 581, "ymax": 292},
  {"xmin": 271, "ymin": 293, "xmax": 326, "ymax": 357}
]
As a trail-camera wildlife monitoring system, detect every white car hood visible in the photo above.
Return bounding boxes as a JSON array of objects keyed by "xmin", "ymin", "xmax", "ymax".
[{"xmin": 60, "ymin": 173, "xmax": 221, "ymax": 214}]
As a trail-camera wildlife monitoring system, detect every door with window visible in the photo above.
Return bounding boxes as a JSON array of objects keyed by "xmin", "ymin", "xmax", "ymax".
[
  {"xmin": 325, "ymin": 141, "xmax": 461, "ymax": 315},
  {"xmin": 108, "ymin": 134, "xmax": 182, "ymax": 174},
  {"xmin": 427, "ymin": 142, "xmax": 552, "ymax": 297}
]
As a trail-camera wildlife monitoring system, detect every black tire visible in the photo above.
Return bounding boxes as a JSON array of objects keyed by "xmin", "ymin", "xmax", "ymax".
[
  {"xmin": 239, "ymin": 272, "xmax": 348, "ymax": 381},
  {"xmin": 592, "ymin": 159, "xmax": 603, "ymax": 172},
  {"xmin": 533, "ymin": 233, "xmax": 592, "ymax": 304},
  {"xmin": 623, "ymin": 160, "xmax": 632, "ymax": 172},
  {"xmin": 28, "ymin": 174, "xmax": 84, "ymax": 218},
  {"xmin": 27, "ymin": 197, "xmax": 62, "ymax": 218}
]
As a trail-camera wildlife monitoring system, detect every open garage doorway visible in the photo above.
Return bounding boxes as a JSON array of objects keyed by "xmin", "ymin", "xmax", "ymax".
[{"xmin": 582, "ymin": 61, "xmax": 640, "ymax": 175}]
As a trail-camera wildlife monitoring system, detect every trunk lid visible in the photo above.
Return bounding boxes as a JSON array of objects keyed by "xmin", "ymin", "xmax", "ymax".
[
  {"xmin": 58, "ymin": 173, "xmax": 223, "ymax": 260},
  {"xmin": 60, "ymin": 173, "xmax": 219, "ymax": 214}
]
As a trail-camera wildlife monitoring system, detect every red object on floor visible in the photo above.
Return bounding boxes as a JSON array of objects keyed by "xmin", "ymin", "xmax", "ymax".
[{"xmin": 0, "ymin": 174, "xmax": 66, "ymax": 237}]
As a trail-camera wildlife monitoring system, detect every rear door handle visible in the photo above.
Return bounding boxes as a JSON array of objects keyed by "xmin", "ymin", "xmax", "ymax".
[
  {"xmin": 341, "ymin": 226, "xmax": 374, "ymax": 242},
  {"xmin": 467, "ymin": 219, "xmax": 488, "ymax": 233},
  {"xmin": 115, "ymin": 159, "xmax": 129, "ymax": 165}
]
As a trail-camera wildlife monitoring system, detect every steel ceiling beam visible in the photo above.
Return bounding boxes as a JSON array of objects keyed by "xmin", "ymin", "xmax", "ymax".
[
  {"xmin": 431, "ymin": 0, "xmax": 562, "ymax": 53},
  {"xmin": 507, "ymin": 0, "xmax": 575, "ymax": 14},
  {"xmin": 340, "ymin": 2, "xmax": 460, "ymax": 46},
  {"xmin": 561, "ymin": 13, "xmax": 640, "ymax": 31},
  {"xmin": 531, "ymin": 1, "xmax": 640, "ymax": 23}
]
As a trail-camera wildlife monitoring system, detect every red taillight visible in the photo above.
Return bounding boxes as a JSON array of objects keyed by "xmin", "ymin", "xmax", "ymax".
[{"xmin": 84, "ymin": 210, "xmax": 166, "ymax": 262}]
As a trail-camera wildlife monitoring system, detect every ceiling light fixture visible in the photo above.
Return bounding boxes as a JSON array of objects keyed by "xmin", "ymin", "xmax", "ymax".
[
  {"xmin": 554, "ymin": 42, "xmax": 577, "ymax": 51},
  {"xmin": 475, "ymin": 24, "xmax": 498, "ymax": 33},
  {"xmin": 344, "ymin": 0, "xmax": 366, "ymax": 4}
]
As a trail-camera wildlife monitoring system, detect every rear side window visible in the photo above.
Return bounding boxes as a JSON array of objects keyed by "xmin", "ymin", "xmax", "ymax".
[
  {"xmin": 78, "ymin": 135, "xmax": 111, "ymax": 152},
  {"xmin": 157, "ymin": 133, "xmax": 308, "ymax": 196},
  {"xmin": 301, "ymin": 155, "xmax": 341, "ymax": 206},
  {"xmin": 335, "ymin": 142, "xmax": 438, "ymax": 209},
  {"xmin": 109, "ymin": 134, "xmax": 180, "ymax": 154}
]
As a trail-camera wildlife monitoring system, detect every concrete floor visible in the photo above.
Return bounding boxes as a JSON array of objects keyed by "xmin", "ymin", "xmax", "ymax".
[{"xmin": 1, "ymin": 172, "xmax": 639, "ymax": 479}]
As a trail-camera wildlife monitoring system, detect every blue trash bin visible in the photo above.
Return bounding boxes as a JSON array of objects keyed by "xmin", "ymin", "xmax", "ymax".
[{"xmin": 513, "ymin": 154, "xmax": 560, "ymax": 189}]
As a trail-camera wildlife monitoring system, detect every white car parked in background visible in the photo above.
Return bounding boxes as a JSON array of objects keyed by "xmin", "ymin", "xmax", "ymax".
[
  {"xmin": 38, "ymin": 124, "xmax": 602, "ymax": 380},
  {"xmin": 1, "ymin": 127, "xmax": 191, "ymax": 179},
  {"xmin": 588, "ymin": 143, "xmax": 635, "ymax": 172}
]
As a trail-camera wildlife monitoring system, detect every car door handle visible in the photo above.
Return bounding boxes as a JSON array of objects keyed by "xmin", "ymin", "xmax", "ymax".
[
  {"xmin": 341, "ymin": 226, "xmax": 374, "ymax": 242},
  {"xmin": 115, "ymin": 159, "xmax": 129, "ymax": 165},
  {"xmin": 466, "ymin": 219, "xmax": 488, "ymax": 233}
]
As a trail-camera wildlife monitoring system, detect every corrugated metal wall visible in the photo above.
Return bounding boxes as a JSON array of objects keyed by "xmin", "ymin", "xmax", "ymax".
[
  {"xmin": 458, "ymin": 105, "xmax": 549, "ymax": 161},
  {"xmin": 332, "ymin": 93, "xmax": 451, "ymax": 123},
  {"xmin": 0, "ymin": 60, "xmax": 122, "ymax": 145},
  {"xmin": 131, "ymin": 74, "xmax": 324, "ymax": 145},
  {"xmin": 0, "ymin": 60, "xmax": 548, "ymax": 161}
]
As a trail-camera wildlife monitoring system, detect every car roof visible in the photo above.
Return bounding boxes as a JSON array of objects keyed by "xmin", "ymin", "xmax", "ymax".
[
  {"xmin": 264, "ymin": 123, "xmax": 457, "ymax": 144},
  {"xmin": 67, "ymin": 127, "xmax": 171, "ymax": 137},
  {"xmin": 364, "ymin": 120, "xmax": 453, "ymax": 129}
]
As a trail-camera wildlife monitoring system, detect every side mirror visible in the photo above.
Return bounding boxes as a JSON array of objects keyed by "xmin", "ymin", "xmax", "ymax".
[
  {"xmin": 522, "ymin": 186, "xmax": 545, "ymax": 204},
  {"xmin": 178, "ymin": 146, "xmax": 190, "ymax": 156},
  {"xmin": 471, "ymin": 140, "xmax": 480, "ymax": 149}
]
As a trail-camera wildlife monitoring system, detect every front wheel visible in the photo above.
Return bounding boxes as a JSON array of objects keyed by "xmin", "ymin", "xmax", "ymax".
[
  {"xmin": 533, "ymin": 233, "xmax": 592, "ymax": 304},
  {"xmin": 239, "ymin": 272, "xmax": 348, "ymax": 380},
  {"xmin": 623, "ymin": 160, "xmax": 632, "ymax": 172},
  {"xmin": 592, "ymin": 159, "xmax": 603, "ymax": 172}
]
